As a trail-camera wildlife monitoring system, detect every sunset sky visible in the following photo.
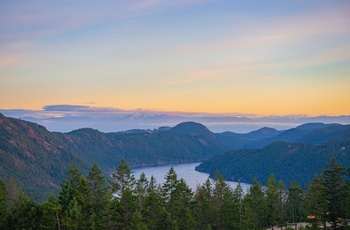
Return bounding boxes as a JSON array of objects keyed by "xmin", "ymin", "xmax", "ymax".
[{"xmin": 1, "ymin": 0, "xmax": 350, "ymax": 117}]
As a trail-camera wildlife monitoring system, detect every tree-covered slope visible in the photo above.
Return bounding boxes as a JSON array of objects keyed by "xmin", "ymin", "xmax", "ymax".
[
  {"xmin": 196, "ymin": 139, "xmax": 350, "ymax": 187},
  {"xmin": 215, "ymin": 123, "xmax": 350, "ymax": 149},
  {"xmin": 215, "ymin": 127, "xmax": 282, "ymax": 149},
  {"xmin": 0, "ymin": 114, "xmax": 227, "ymax": 201},
  {"xmin": 66, "ymin": 126, "xmax": 226, "ymax": 170},
  {"xmin": 0, "ymin": 113, "xmax": 88, "ymax": 201},
  {"xmin": 244, "ymin": 123, "xmax": 346, "ymax": 148}
]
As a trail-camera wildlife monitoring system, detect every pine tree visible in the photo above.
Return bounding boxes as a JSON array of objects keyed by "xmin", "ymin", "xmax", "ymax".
[
  {"xmin": 135, "ymin": 172, "xmax": 149, "ymax": 212},
  {"xmin": 40, "ymin": 193, "xmax": 62, "ymax": 230},
  {"xmin": 212, "ymin": 171, "xmax": 235, "ymax": 230},
  {"xmin": 62, "ymin": 197, "xmax": 84, "ymax": 230},
  {"xmin": 305, "ymin": 175, "xmax": 326, "ymax": 229},
  {"xmin": 118, "ymin": 187, "xmax": 137, "ymax": 230},
  {"xmin": 266, "ymin": 174, "xmax": 279, "ymax": 230},
  {"xmin": 194, "ymin": 178, "xmax": 214, "ymax": 229},
  {"xmin": 144, "ymin": 176, "xmax": 165, "ymax": 230},
  {"xmin": 59, "ymin": 161, "xmax": 84, "ymax": 211},
  {"xmin": 130, "ymin": 211, "xmax": 148, "ymax": 230},
  {"xmin": 232, "ymin": 182, "xmax": 244, "ymax": 229},
  {"xmin": 286, "ymin": 181, "xmax": 304, "ymax": 224},
  {"xmin": 173, "ymin": 179, "xmax": 195, "ymax": 230},
  {"xmin": 0, "ymin": 177, "xmax": 9, "ymax": 229},
  {"xmin": 87, "ymin": 162, "xmax": 110, "ymax": 228},
  {"xmin": 7, "ymin": 188, "xmax": 40, "ymax": 229},
  {"xmin": 244, "ymin": 178, "xmax": 267, "ymax": 229},
  {"xmin": 162, "ymin": 166, "xmax": 179, "ymax": 229},
  {"xmin": 111, "ymin": 158, "xmax": 135, "ymax": 196},
  {"xmin": 277, "ymin": 180, "xmax": 287, "ymax": 229},
  {"xmin": 320, "ymin": 157, "xmax": 346, "ymax": 230}
]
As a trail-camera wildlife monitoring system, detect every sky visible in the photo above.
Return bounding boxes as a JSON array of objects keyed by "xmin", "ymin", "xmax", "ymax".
[{"xmin": 1, "ymin": 0, "xmax": 350, "ymax": 132}]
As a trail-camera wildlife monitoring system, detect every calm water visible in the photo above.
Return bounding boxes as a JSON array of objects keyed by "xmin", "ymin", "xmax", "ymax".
[{"xmin": 131, "ymin": 162, "xmax": 251, "ymax": 192}]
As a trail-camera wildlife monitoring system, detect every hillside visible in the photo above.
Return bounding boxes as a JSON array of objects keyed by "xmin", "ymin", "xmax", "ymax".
[
  {"xmin": 215, "ymin": 122, "xmax": 350, "ymax": 149},
  {"xmin": 0, "ymin": 114, "xmax": 227, "ymax": 201},
  {"xmin": 2, "ymin": 112, "xmax": 350, "ymax": 201},
  {"xmin": 215, "ymin": 127, "xmax": 282, "ymax": 149},
  {"xmin": 196, "ymin": 139, "xmax": 350, "ymax": 187}
]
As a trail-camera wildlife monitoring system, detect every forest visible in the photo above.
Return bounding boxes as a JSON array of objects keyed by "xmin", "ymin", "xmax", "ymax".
[
  {"xmin": 0, "ymin": 158, "xmax": 349, "ymax": 230},
  {"xmin": 196, "ymin": 140, "xmax": 350, "ymax": 188}
]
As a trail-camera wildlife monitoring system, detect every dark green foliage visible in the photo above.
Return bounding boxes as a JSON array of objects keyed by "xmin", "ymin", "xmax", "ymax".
[
  {"xmin": 320, "ymin": 158, "xmax": 346, "ymax": 230},
  {"xmin": 161, "ymin": 167, "xmax": 195, "ymax": 230},
  {"xmin": 39, "ymin": 193, "xmax": 62, "ymax": 230},
  {"xmin": 243, "ymin": 178, "xmax": 267, "ymax": 228},
  {"xmin": 266, "ymin": 174, "xmax": 279, "ymax": 229},
  {"xmin": 194, "ymin": 178, "xmax": 215, "ymax": 229},
  {"xmin": 7, "ymin": 187, "xmax": 41, "ymax": 229},
  {"xmin": 196, "ymin": 140, "xmax": 350, "ymax": 188},
  {"xmin": 286, "ymin": 181, "xmax": 305, "ymax": 223},
  {"xmin": 0, "ymin": 158, "xmax": 349, "ymax": 229},
  {"xmin": 0, "ymin": 177, "xmax": 9, "ymax": 229}
]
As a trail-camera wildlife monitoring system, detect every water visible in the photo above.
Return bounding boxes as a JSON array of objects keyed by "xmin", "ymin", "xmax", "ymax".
[{"xmin": 131, "ymin": 162, "xmax": 251, "ymax": 192}]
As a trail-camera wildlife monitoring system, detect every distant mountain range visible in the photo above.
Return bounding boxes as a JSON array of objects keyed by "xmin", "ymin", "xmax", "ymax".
[
  {"xmin": 215, "ymin": 122, "xmax": 350, "ymax": 149},
  {"xmin": 1, "ymin": 112, "xmax": 350, "ymax": 201},
  {"xmin": 2, "ymin": 104, "xmax": 350, "ymax": 133}
]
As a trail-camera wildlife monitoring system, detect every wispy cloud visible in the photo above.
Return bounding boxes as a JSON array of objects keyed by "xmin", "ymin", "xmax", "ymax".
[
  {"xmin": 0, "ymin": 54, "xmax": 21, "ymax": 66},
  {"xmin": 1, "ymin": 104, "xmax": 350, "ymax": 133}
]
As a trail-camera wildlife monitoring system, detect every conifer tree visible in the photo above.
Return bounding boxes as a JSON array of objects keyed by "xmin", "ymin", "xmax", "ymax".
[
  {"xmin": 0, "ymin": 177, "xmax": 9, "ymax": 229},
  {"xmin": 135, "ymin": 172, "xmax": 149, "ymax": 212},
  {"xmin": 118, "ymin": 187, "xmax": 137, "ymax": 230},
  {"xmin": 277, "ymin": 180, "xmax": 287, "ymax": 229},
  {"xmin": 244, "ymin": 178, "xmax": 267, "ymax": 228},
  {"xmin": 144, "ymin": 176, "xmax": 165, "ymax": 230},
  {"xmin": 212, "ymin": 171, "xmax": 235, "ymax": 230},
  {"xmin": 320, "ymin": 157, "xmax": 346, "ymax": 230},
  {"xmin": 266, "ymin": 174, "xmax": 279, "ymax": 230},
  {"xmin": 62, "ymin": 197, "xmax": 83, "ymax": 230},
  {"xmin": 40, "ymin": 193, "xmax": 62, "ymax": 230},
  {"xmin": 232, "ymin": 182, "xmax": 244, "ymax": 229},
  {"xmin": 194, "ymin": 178, "xmax": 214, "ymax": 229},
  {"xmin": 7, "ymin": 188, "xmax": 40, "ymax": 229},
  {"xmin": 286, "ymin": 181, "xmax": 304, "ymax": 224},
  {"xmin": 305, "ymin": 175, "xmax": 326, "ymax": 229},
  {"xmin": 87, "ymin": 162, "xmax": 110, "ymax": 228},
  {"xmin": 59, "ymin": 161, "xmax": 84, "ymax": 211},
  {"xmin": 130, "ymin": 211, "xmax": 148, "ymax": 230},
  {"xmin": 111, "ymin": 158, "xmax": 135, "ymax": 196}
]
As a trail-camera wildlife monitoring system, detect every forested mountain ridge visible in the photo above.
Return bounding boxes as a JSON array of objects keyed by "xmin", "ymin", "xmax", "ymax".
[
  {"xmin": 0, "ymin": 114, "xmax": 227, "ymax": 201},
  {"xmin": 1, "ymin": 112, "xmax": 350, "ymax": 202},
  {"xmin": 243, "ymin": 123, "xmax": 349, "ymax": 148},
  {"xmin": 215, "ymin": 127, "xmax": 282, "ymax": 149},
  {"xmin": 215, "ymin": 122, "xmax": 350, "ymax": 149},
  {"xmin": 196, "ymin": 139, "xmax": 350, "ymax": 187}
]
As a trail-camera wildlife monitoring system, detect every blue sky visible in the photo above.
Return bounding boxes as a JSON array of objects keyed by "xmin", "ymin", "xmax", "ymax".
[{"xmin": 1, "ymin": 0, "xmax": 350, "ymax": 131}]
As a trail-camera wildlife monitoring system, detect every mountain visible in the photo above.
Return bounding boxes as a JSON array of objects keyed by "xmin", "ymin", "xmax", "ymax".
[
  {"xmin": 0, "ymin": 114, "xmax": 227, "ymax": 201},
  {"xmin": 2, "ymin": 112, "xmax": 349, "ymax": 201},
  {"xmin": 171, "ymin": 121, "xmax": 216, "ymax": 138},
  {"xmin": 215, "ymin": 123, "xmax": 350, "ymax": 149},
  {"xmin": 0, "ymin": 113, "xmax": 85, "ymax": 201},
  {"xmin": 215, "ymin": 127, "xmax": 282, "ymax": 149},
  {"xmin": 196, "ymin": 139, "xmax": 350, "ymax": 188},
  {"xmin": 246, "ymin": 123, "xmax": 340, "ymax": 147}
]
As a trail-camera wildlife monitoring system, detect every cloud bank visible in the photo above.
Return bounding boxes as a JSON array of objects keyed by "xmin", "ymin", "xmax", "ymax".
[{"xmin": 1, "ymin": 105, "xmax": 350, "ymax": 133}]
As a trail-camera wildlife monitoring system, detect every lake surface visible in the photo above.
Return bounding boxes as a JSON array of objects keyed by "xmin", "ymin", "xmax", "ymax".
[{"xmin": 131, "ymin": 162, "xmax": 251, "ymax": 192}]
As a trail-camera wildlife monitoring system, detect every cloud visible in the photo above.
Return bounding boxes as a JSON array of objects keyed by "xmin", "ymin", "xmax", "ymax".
[
  {"xmin": 1, "ymin": 104, "xmax": 350, "ymax": 133},
  {"xmin": 0, "ymin": 0, "xmax": 204, "ymax": 43}
]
